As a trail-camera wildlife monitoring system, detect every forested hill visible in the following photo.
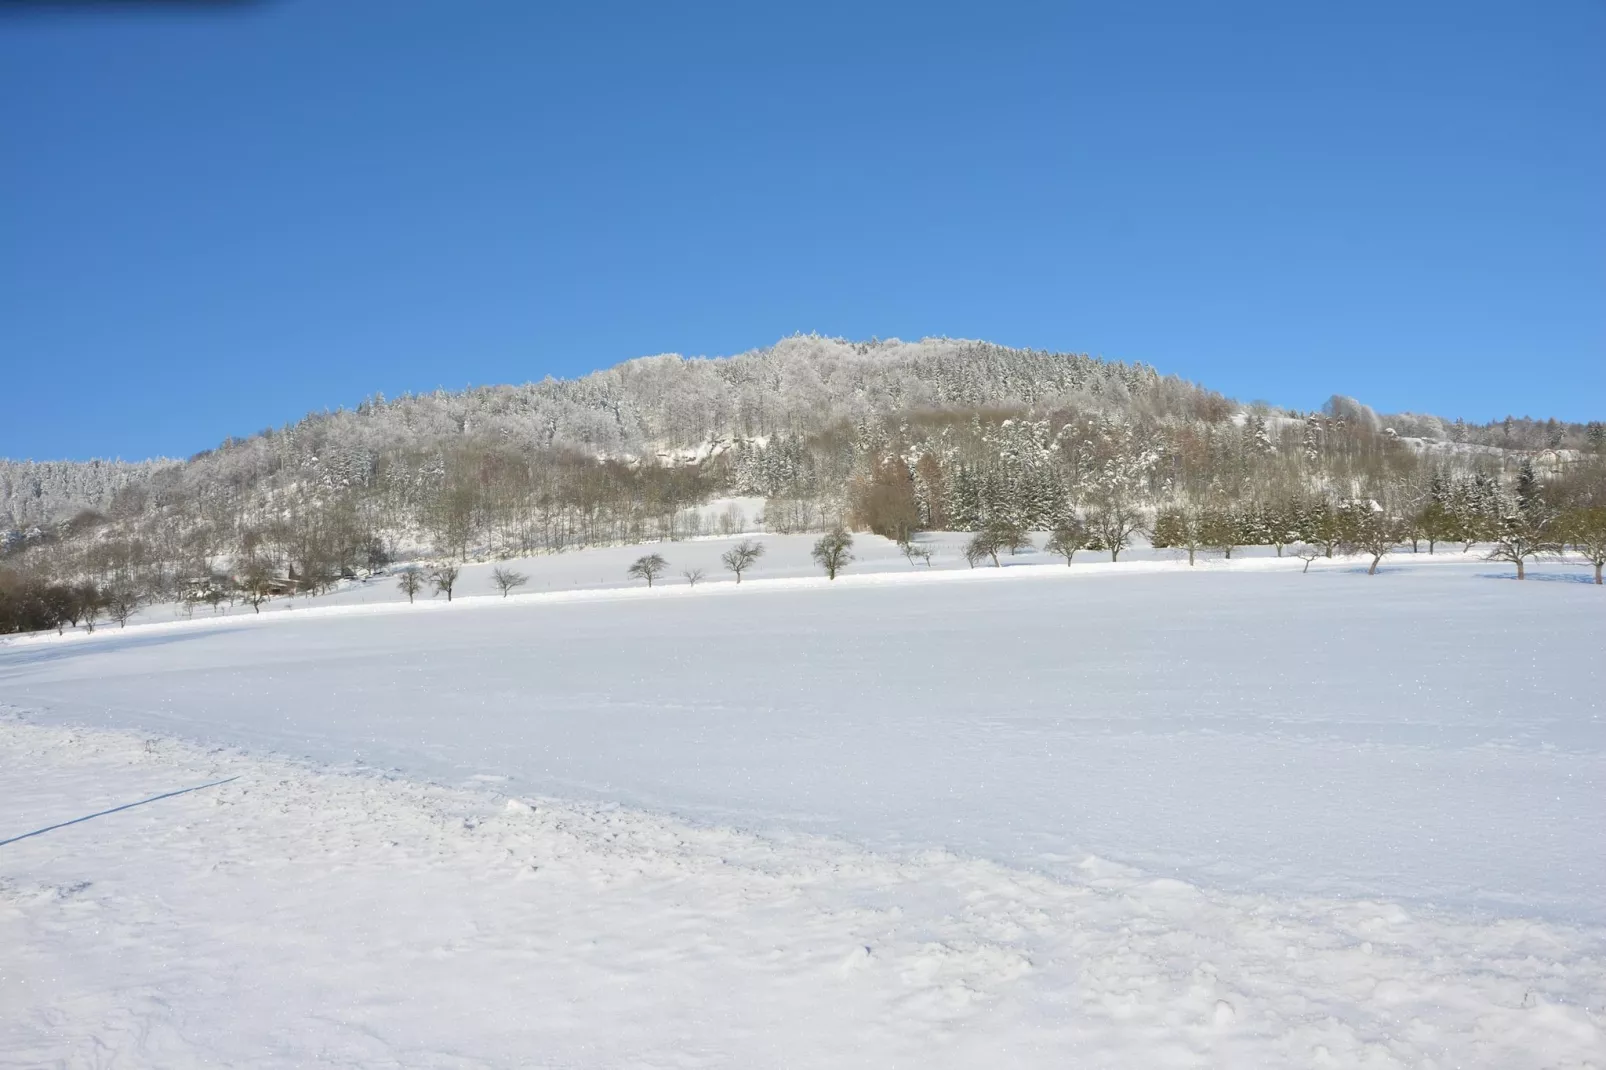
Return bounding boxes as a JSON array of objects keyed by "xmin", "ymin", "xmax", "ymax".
[
  {"xmin": 5, "ymin": 333, "xmax": 1600, "ymax": 534},
  {"xmin": 3, "ymin": 334, "xmax": 1603, "ymax": 607},
  {"xmin": 5, "ymin": 336, "xmax": 1160, "ymax": 528}
]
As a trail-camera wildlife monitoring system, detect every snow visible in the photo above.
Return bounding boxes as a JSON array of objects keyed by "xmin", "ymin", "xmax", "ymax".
[
  {"xmin": 103, "ymin": 530, "xmax": 978, "ymax": 627},
  {"xmin": 4, "ymin": 719, "xmax": 1602, "ymax": 1068},
  {"xmin": 3, "ymin": 549, "xmax": 1603, "ymax": 1065},
  {"xmin": 65, "ymin": 526, "xmax": 1599, "ymax": 630}
]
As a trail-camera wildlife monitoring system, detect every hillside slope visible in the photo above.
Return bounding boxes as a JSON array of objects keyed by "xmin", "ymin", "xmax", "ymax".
[
  {"xmin": 3, "ymin": 335, "xmax": 1602, "ymax": 615},
  {"xmin": 3, "ymin": 336, "xmax": 1157, "ymax": 526}
]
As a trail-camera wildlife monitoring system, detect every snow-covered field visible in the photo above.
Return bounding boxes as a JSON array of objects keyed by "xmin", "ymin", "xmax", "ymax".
[
  {"xmin": 111, "ymin": 525, "xmax": 1113, "ymax": 625},
  {"xmin": 3, "ymin": 547, "xmax": 1603, "ymax": 1066}
]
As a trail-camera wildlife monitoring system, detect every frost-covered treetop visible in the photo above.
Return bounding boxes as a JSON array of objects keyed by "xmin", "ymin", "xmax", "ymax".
[
  {"xmin": 0, "ymin": 458, "xmax": 181, "ymax": 529},
  {"xmin": 3, "ymin": 335, "xmax": 1158, "ymax": 526},
  {"xmin": 340, "ymin": 334, "xmax": 1159, "ymax": 455}
]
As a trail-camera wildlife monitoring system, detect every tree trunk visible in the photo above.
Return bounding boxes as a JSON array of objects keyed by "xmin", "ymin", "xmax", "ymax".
[
  {"xmin": 1369, "ymin": 555, "xmax": 1380, "ymax": 575},
  {"xmin": 1187, "ymin": 547, "xmax": 1195, "ymax": 566},
  {"xmin": 1110, "ymin": 548, "xmax": 1120, "ymax": 562},
  {"xmin": 1595, "ymin": 561, "xmax": 1602, "ymax": 585},
  {"xmin": 1516, "ymin": 559, "xmax": 1525, "ymax": 580}
]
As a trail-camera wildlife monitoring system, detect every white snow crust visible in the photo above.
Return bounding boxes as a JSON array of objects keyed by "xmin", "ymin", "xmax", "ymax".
[
  {"xmin": 3, "ymin": 720, "xmax": 1602, "ymax": 1068},
  {"xmin": 2, "ymin": 547, "xmax": 1603, "ymax": 1066}
]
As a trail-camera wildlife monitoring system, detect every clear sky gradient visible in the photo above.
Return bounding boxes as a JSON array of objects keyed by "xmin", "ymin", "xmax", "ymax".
[{"xmin": 2, "ymin": 0, "xmax": 1601, "ymax": 461}]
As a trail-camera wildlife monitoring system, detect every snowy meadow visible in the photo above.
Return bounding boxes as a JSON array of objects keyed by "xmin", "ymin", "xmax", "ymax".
[{"xmin": 2, "ymin": 538, "xmax": 1602, "ymax": 1067}]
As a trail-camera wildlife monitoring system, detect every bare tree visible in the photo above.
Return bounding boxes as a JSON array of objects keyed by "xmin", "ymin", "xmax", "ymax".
[
  {"xmin": 1564, "ymin": 506, "xmax": 1606, "ymax": 585},
  {"xmin": 720, "ymin": 539, "xmax": 765, "ymax": 583},
  {"xmin": 199, "ymin": 573, "xmax": 230, "ymax": 615},
  {"xmin": 397, "ymin": 567, "xmax": 424, "ymax": 604},
  {"xmin": 51, "ymin": 586, "xmax": 83, "ymax": 630},
  {"xmin": 899, "ymin": 537, "xmax": 933, "ymax": 567},
  {"xmin": 237, "ymin": 560, "xmax": 277, "ymax": 613},
  {"xmin": 41, "ymin": 584, "xmax": 74, "ymax": 634},
  {"xmin": 986, "ymin": 518, "xmax": 1031, "ymax": 558},
  {"xmin": 104, "ymin": 588, "xmax": 140, "ymax": 628},
  {"xmin": 1291, "ymin": 544, "xmax": 1323, "ymax": 573},
  {"xmin": 75, "ymin": 583, "xmax": 102, "ymax": 633},
  {"xmin": 959, "ymin": 519, "xmax": 1029, "ymax": 567},
  {"xmin": 1086, "ymin": 496, "xmax": 1142, "ymax": 562},
  {"xmin": 1485, "ymin": 514, "xmax": 1559, "ymax": 580},
  {"xmin": 491, "ymin": 565, "xmax": 529, "ymax": 598},
  {"xmin": 430, "ymin": 564, "xmax": 461, "ymax": 601},
  {"xmin": 682, "ymin": 567, "xmax": 705, "ymax": 586},
  {"xmin": 851, "ymin": 457, "xmax": 921, "ymax": 542},
  {"xmin": 627, "ymin": 553, "xmax": 668, "ymax": 587},
  {"xmin": 1341, "ymin": 509, "xmax": 1401, "ymax": 576},
  {"xmin": 430, "ymin": 483, "xmax": 478, "ymax": 564},
  {"xmin": 1044, "ymin": 519, "xmax": 1087, "ymax": 565},
  {"xmin": 965, "ymin": 530, "xmax": 998, "ymax": 568},
  {"xmin": 811, "ymin": 527, "xmax": 853, "ymax": 580}
]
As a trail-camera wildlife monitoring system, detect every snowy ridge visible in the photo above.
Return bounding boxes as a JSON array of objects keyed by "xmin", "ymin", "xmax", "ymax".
[
  {"xmin": 2, "ymin": 716, "xmax": 1600, "ymax": 1068},
  {"xmin": 1, "ymin": 335, "xmax": 1156, "ymax": 526}
]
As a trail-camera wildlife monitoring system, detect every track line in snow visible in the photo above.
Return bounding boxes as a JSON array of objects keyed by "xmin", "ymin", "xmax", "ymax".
[{"xmin": 0, "ymin": 774, "xmax": 239, "ymax": 848}]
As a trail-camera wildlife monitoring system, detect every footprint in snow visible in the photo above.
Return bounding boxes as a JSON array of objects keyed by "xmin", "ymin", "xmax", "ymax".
[
  {"xmin": 1213, "ymin": 999, "xmax": 1236, "ymax": 1027},
  {"xmin": 837, "ymin": 945, "xmax": 873, "ymax": 977}
]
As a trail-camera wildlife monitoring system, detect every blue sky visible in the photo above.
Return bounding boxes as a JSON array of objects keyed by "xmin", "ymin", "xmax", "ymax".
[{"xmin": 2, "ymin": 0, "xmax": 1601, "ymax": 461}]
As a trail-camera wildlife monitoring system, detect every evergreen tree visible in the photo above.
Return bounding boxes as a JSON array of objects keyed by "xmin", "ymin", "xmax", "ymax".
[
  {"xmin": 1515, "ymin": 460, "xmax": 1544, "ymax": 523},
  {"xmin": 1200, "ymin": 508, "xmax": 1241, "ymax": 559},
  {"xmin": 946, "ymin": 465, "xmax": 982, "ymax": 531},
  {"xmin": 1150, "ymin": 507, "xmax": 1185, "ymax": 549}
]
